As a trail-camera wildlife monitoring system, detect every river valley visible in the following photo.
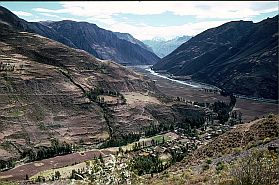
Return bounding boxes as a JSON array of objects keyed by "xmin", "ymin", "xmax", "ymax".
[{"xmin": 130, "ymin": 65, "xmax": 278, "ymax": 122}]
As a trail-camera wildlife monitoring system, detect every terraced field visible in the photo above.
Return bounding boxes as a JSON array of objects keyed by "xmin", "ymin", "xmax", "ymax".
[{"xmin": 0, "ymin": 149, "xmax": 114, "ymax": 181}]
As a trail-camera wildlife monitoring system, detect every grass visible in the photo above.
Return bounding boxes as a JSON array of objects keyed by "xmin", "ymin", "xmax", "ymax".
[
  {"xmin": 119, "ymin": 134, "xmax": 172, "ymax": 151},
  {"xmin": 6, "ymin": 109, "xmax": 24, "ymax": 118},
  {"xmin": 0, "ymin": 181, "xmax": 18, "ymax": 185},
  {"xmin": 152, "ymin": 135, "xmax": 171, "ymax": 143},
  {"xmin": 30, "ymin": 162, "xmax": 87, "ymax": 181}
]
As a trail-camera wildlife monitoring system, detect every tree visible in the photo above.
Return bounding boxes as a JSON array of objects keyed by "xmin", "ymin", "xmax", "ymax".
[
  {"xmin": 55, "ymin": 171, "xmax": 61, "ymax": 180},
  {"xmin": 238, "ymin": 111, "xmax": 242, "ymax": 123},
  {"xmin": 70, "ymin": 170, "xmax": 76, "ymax": 179},
  {"xmin": 229, "ymin": 94, "xmax": 236, "ymax": 107},
  {"xmin": 98, "ymin": 154, "xmax": 104, "ymax": 163}
]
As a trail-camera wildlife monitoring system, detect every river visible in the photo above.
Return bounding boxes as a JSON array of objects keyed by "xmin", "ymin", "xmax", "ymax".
[
  {"xmin": 132, "ymin": 65, "xmax": 221, "ymax": 90},
  {"xmin": 129, "ymin": 65, "xmax": 278, "ymax": 104}
]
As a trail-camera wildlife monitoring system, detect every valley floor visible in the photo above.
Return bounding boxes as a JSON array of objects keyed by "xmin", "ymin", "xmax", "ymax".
[
  {"xmin": 131, "ymin": 65, "xmax": 278, "ymax": 122},
  {"xmin": 0, "ymin": 65, "xmax": 277, "ymax": 185}
]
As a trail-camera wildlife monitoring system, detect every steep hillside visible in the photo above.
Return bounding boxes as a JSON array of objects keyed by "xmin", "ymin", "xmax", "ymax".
[
  {"xmin": 153, "ymin": 16, "xmax": 278, "ymax": 99},
  {"xmin": 113, "ymin": 32, "xmax": 153, "ymax": 52},
  {"xmin": 187, "ymin": 115, "xmax": 279, "ymax": 164},
  {"xmin": 0, "ymin": 21, "xmax": 203, "ymax": 165},
  {"xmin": 143, "ymin": 36, "xmax": 191, "ymax": 58},
  {"xmin": 0, "ymin": 6, "xmax": 76, "ymax": 48},
  {"xmin": 0, "ymin": 6, "xmax": 159, "ymax": 65},
  {"xmin": 147, "ymin": 115, "xmax": 279, "ymax": 185},
  {"xmin": 47, "ymin": 21, "xmax": 159, "ymax": 65}
]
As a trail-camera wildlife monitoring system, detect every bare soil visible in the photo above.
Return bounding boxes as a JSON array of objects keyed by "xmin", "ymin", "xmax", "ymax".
[{"xmin": 0, "ymin": 149, "xmax": 114, "ymax": 181}]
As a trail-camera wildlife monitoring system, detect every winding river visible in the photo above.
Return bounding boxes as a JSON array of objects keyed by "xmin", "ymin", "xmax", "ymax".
[
  {"xmin": 129, "ymin": 65, "xmax": 278, "ymax": 104},
  {"xmin": 133, "ymin": 65, "xmax": 220, "ymax": 90}
]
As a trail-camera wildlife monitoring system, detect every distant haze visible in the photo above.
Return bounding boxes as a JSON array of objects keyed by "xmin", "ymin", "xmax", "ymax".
[{"xmin": 143, "ymin": 36, "xmax": 192, "ymax": 58}]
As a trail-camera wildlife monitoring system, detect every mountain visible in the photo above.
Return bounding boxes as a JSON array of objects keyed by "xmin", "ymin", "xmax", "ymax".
[
  {"xmin": 0, "ymin": 17, "xmax": 204, "ymax": 165},
  {"xmin": 153, "ymin": 16, "xmax": 278, "ymax": 100},
  {"xmin": 0, "ymin": 6, "xmax": 76, "ymax": 48},
  {"xmin": 0, "ymin": 6, "xmax": 159, "ymax": 65},
  {"xmin": 0, "ymin": 20, "xmax": 151, "ymax": 161},
  {"xmin": 143, "ymin": 35, "xmax": 192, "ymax": 58},
  {"xmin": 46, "ymin": 20, "xmax": 160, "ymax": 65},
  {"xmin": 113, "ymin": 32, "xmax": 153, "ymax": 52}
]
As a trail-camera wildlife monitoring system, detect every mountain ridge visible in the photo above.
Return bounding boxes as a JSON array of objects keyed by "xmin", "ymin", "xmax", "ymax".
[
  {"xmin": 47, "ymin": 20, "xmax": 160, "ymax": 65},
  {"xmin": 143, "ymin": 35, "xmax": 192, "ymax": 58},
  {"xmin": 0, "ymin": 6, "xmax": 159, "ymax": 65},
  {"xmin": 153, "ymin": 16, "xmax": 278, "ymax": 100}
]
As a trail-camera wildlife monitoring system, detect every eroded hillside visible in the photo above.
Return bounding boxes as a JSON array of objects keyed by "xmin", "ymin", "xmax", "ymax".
[{"xmin": 0, "ymin": 22, "xmax": 204, "ymax": 165}]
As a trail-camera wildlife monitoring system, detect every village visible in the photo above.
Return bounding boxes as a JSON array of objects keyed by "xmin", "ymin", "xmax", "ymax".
[{"xmin": 30, "ymin": 102, "xmax": 242, "ymax": 184}]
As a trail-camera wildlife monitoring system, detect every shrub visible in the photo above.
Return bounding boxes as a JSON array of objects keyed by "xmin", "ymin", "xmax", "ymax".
[
  {"xmin": 216, "ymin": 161, "xmax": 225, "ymax": 174},
  {"xmin": 228, "ymin": 149, "xmax": 278, "ymax": 185},
  {"xmin": 206, "ymin": 158, "xmax": 212, "ymax": 164},
  {"xmin": 263, "ymin": 137, "xmax": 271, "ymax": 144},
  {"xmin": 202, "ymin": 163, "xmax": 209, "ymax": 171},
  {"xmin": 233, "ymin": 147, "xmax": 242, "ymax": 155}
]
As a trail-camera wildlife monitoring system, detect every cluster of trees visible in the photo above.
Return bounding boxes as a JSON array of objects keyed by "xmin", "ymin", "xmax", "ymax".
[
  {"xmin": 132, "ymin": 141, "xmax": 146, "ymax": 151},
  {"xmin": 210, "ymin": 95, "xmax": 236, "ymax": 124},
  {"xmin": 100, "ymin": 133, "xmax": 141, "ymax": 148},
  {"xmin": 173, "ymin": 106, "xmax": 206, "ymax": 128},
  {"xmin": 129, "ymin": 155, "xmax": 167, "ymax": 176},
  {"xmin": 144, "ymin": 123, "xmax": 174, "ymax": 137},
  {"xmin": 85, "ymin": 87, "xmax": 126, "ymax": 105},
  {"xmin": 0, "ymin": 159, "xmax": 15, "ymax": 171},
  {"xmin": 35, "ymin": 176, "xmax": 46, "ymax": 183},
  {"xmin": 35, "ymin": 171, "xmax": 61, "ymax": 182},
  {"xmin": 85, "ymin": 87, "xmax": 105, "ymax": 101},
  {"xmin": 204, "ymin": 88, "xmax": 219, "ymax": 93},
  {"xmin": 177, "ymin": 124, "xmax": 198, "ymax": 137},
  {"xmin": 169, "ymin": 144, "xmax": 189, "ymax": 164},
  {"xmin": 0, "ymin": 62, "xmax": 15, "ymax": 71},
  {"xmin": 210, "ymin": 101, "xmax": 231, "ymax": 124},
  {"xmin": 229, "ymin": 110, "xmax": 243, "ymax": 125},
  {"xmin": 144, "ymin": 111, "xmax": 204, "ymax": 139},
  {"xmin": 70, "ymin": 169, "xmax": 84, "ymax": 180},
  {"xmin": 130, "ymin": 137, "xmax": 166, "ymax": 152},
  {"xmin": 130, "ymin": 142, "xmax": 193, "ymax": 176},
  {"xmin": 175, "ymin": 96, "xmax": 187, "ymax": 102},
  {"xmin": 22, "ymin": 139, "xmax": 72, "ymax": 162}
]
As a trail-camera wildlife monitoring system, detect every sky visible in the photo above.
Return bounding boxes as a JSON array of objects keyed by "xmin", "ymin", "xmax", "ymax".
[{"xmin": 0, "ymin": 1, "xmax": 278, "ymax": 40}]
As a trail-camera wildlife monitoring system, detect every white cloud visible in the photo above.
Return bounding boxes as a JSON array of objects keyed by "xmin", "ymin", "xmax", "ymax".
[
  {"xmin": 104, "ymin": 20, "xmax": 228, "ymax": 40},
  {"xmin": 33, "ymin": 8, "xmax": 67, "ymax": 13},
  {"xmin": 53, "ymin": 1, "xmax": 277, "ymax": 18},
  {"xmin": 39, "ymin": 13, "xmax": 61, "ymax": 18},
  {"xmin": 12, "ymin": 11, "xmax": 32, "ymax": 17},
  {"xmin": 31, "ymin": 1, "xmax": 277, "ymax": 40}
]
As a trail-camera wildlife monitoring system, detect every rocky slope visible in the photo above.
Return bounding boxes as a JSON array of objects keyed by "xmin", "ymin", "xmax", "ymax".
[
  {"xmin": 187, "ymin": 115, "xmax": 279, "ymax": 164},
  {"xmin": 46, "ymin": 20, "xmax": 160, "ymax": 65},
  {"xmin": 0, "ymin": 20, "xmax": 203, "ymax": 163},
  {"xmin": 0, "ymin": 6, "xmax": 159, "ymax": 65},
  {"xmin": 147, "ymin": 114, "xmax": 279, "ymax": 185},
  {"xmin": 153, "ymin": 16, "xmax": 278, "ymax": 99},
  {"xmin": 143, "ymin": 36, "xmax": 191, "ymax": 58},
  {"xmin": 113, "ymin": 32, "xmax": 153, "ymax": 52}
]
